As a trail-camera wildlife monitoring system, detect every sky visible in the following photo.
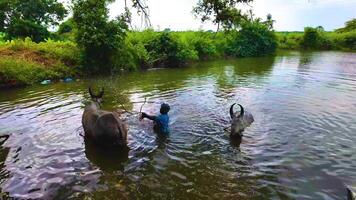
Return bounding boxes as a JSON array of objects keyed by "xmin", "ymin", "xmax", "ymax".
[{"xmin": 108, "ymin": 0, "xmax": 356, "ymax": 31}]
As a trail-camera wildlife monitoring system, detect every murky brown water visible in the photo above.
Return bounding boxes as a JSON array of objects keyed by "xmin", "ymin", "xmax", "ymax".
[{"xmin": 0, "ymin": 51, "xmax": 355, "ymax": 199}]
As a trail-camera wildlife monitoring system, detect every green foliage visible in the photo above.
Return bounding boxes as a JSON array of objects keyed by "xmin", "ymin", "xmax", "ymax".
[
  {"xmin": 193, "ymin": 0, "xmax": 253, "ymax": 29},
  {"xmin": 2, "ymin": 38, "xmax": 81, "ymax": 66},
  {"xmin": 6, "ymin": 19, "xmax": 50, "ymax": 43},
  {"xmin": 276, "ymin": 29, "xmax": 356, "ymax": 51},
  {"xmin": 55, "ymin": 18, "xmax": 76, "ymax": 41},
  {"xmin": 336, "ymin": 19, "xmax": 356, "ymax": 33},
  {"xmin": 226, "ymin": 21, "xmax": 277, "ymax": 57},
  {"xmin": 0, "ymin": 0, "xmax": 67, "ymax": 42},
  {"xmin": 144, "ymin": 32, "xmax": 198, "ymax": 67},
  {"xmin": 0, "ymin": 58, "xmax": 75, "ymax": 87},
  {"xmin": 0, "ymin": 38, "xmax": 80, "ymax": 87},
  {"xmin": 188, "ymin": 32, "xmax": 219, "ymax": 59},
  {"xmin": 122, "ymin": 24, "xmax": 277, "ymax": 68},
  {"xmin": 58, "ymin": 18, "xmax": 75, "ymax": 35},
  {"xmin": 300, "ymin": 27, "xmax": 334, "ymax": 50},
  {"xmin": 0, "ymin": 32, "xmax": 5, "ymax": 44},
  {"xmin": 276, "ymin": 32, "xmax": 303, "ymax": 50},
  {"xmin": 125, "ymin": 30, "xmax": 199, "ymax": 68},
  {"xmin": 72, "ymin": 0, "xmax": 128, "ymax": 73},
  {"xmin": 329, "ymin": 30, "xmax": 356, "ymax": 50}
]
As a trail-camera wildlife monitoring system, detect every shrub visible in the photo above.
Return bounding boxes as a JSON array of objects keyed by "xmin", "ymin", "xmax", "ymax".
[
  {"xmin": 0, "ymin": 38, "xmax": 80, "ymax": 87},
  {"xmin": 0, "ymin": 58, "xmax": 75, "ymax": 86},
  {"xmin": 331, "ymin": 30, "xmax": 356, "ymax": 50},
  {"xmin": 226, "ymin": 21, "xmax": 277, "ymax": 57},
  {"xmin": 191, "ymin": 32, "xmax": 218, "ymax": 59},
  {"xmin": 144, "ymin": 32, "xmax": 198, "ymax": 67},
  {"xmin": 300, "ymin": 27, "xmax": 334, "ymax": 50}
]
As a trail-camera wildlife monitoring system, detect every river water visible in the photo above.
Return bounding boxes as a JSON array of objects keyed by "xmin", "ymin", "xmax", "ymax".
[{"xmin": 0, "ymin": 51, "xmax": 355, "ymax": 199}]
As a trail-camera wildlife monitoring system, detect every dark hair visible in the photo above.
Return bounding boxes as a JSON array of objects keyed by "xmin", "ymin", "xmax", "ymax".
[{"xmin": 160, "ymin": 103, "xmax": 170, "ymax": 114}]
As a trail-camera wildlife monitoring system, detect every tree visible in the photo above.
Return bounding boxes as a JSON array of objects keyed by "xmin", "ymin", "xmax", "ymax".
[
  {"xmin": 0, "ymin": 0, "xmax": 67, "ymax": 42},
  {"xmin": 72, "ymin": 0, "xmax": 128, "ymax": 72},
  {"xmin": 336, "ymin": 19, "xmax": 356, "ymax": 33},
  {"xmin": 58, "ymin": 18, "xmax": 75, "ymax": 35},
  {"xmin": 226, "ymin": 20, "xmax": 277, "ymax": 57},
  {"xmin": 264, "ymin": 14, "xmax": 275, "ymax": 30},
  {"xmin": 193, "ymin": 0, "xmax": 253, "ymax": 29}
]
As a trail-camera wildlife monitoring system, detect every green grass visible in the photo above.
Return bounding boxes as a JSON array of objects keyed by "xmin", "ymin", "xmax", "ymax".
[
  {"xmin": 0, "ymin": 38, "xmax": 80, "ymax": 87},
  {"xmin": 276, "ymin": 31, "xmax": 356, "ymax": 50}
]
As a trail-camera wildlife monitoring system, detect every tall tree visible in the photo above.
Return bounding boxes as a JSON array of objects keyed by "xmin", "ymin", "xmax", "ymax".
[
  {"xmin": 72, "ymin": 0, "xmax": 128, "ymax": 71},
  {"xmin": 0, "ymin": 0, "xmax": 67, "ymax": 42}
]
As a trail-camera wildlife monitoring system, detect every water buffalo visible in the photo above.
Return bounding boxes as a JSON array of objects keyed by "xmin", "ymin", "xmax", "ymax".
[
  {"xmin": 229, "ymin": 103, "xmax": 254, "ymax": 138},
  {"xmin": 82, "ymin": 87, "xmax": 128, "ymax": 148}
]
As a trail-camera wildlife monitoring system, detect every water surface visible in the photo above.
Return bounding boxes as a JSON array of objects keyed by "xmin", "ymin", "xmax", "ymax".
[{"xmin": 0, "ymin": 51, "xmax": 355, "ymax": 199}]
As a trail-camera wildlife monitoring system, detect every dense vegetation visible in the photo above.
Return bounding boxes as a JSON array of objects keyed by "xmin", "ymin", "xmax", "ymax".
[
  {"xmin": 0, "ymin": 0, "xmax": 355, "ymax": 88},
  {"xmin": 0, "ymin": 0, "xmax": 67, "ymax": 42},
  {"xmin": 0, "ymin": 38, "xmax": 80, "ymax": 87},
  {"xmin": 0, "ymin": 0, "xmax": 280, "ymax": 87},
  {"xmin": 277, "ymin": 19, "xmax": 356, "ymax": 50}
]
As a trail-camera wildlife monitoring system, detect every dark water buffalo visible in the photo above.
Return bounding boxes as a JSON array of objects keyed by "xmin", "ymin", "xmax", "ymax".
[
  {"xmin": 229, "ymin": 103, "xmax": 254, "ymax": 138},
  {"xmin": 82, "ymin": 87, "xmax": 128, "ymax": 148}
]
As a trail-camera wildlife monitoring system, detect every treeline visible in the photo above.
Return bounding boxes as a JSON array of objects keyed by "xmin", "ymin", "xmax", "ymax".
[
  {"xmin": 0, "ymin": 22, "xmax": 277, "ymax": 87},
  {"xmin": 277, "ymin": 19, "xmax": 356, "ymax": 50},
  {"xmin": 0, "ymin": 0, "xmax": 355, "ymax": 88},
  {"xmin": 0, "ymin": 0, "xmax": 279, "ymax": 87}
]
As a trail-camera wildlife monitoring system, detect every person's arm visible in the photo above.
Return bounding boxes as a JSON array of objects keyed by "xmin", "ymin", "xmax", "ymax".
[{"xmin": 140, "ymin": 112, "xmax": 157, "ymax": 121}]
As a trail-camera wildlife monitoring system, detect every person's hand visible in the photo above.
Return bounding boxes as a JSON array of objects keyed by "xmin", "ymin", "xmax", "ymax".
[{"xmin": 139, "ymin": 112, "xmax": 147, "ymax": 121}]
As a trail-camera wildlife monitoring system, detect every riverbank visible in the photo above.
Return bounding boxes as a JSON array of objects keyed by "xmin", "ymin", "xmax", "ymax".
[
  {"xmin": 276, "ymin": 30, "xmax": 356, "ymax": 50},
  {"xmin": 0, "ymin": 27, "xmax": 278, "ymax": 88},
  {"xmin": 0, "ymin": 39, "xmax": 81, "ymax": 88},
  {"xmin": 0, "ymin": 29, "xmax": 355, "ymax": 88}
]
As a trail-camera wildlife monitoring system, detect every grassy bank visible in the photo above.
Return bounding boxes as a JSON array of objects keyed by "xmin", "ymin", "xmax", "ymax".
[
  {"xmin": 277, "ymin": 30, "xmax": 356, "ymax": 50},
  {"xmin": 0, "ymin": 22, "xmax": 278, "ymax": 87},
  {"xmin": 0, "ymin": 38, "xmax": 81, "ymax": 87},
  {"xmin": 1, "ymin": 27, "xmax": 355, "ymax": 88}
]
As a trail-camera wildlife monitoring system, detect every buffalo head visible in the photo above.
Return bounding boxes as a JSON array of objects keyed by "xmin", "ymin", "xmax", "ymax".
[
  {"xmin": 230, "ymin": 103, "xmax": 254, "ymax": 137},
  {"xmin": 82, "ymin": 86, "xmax": 128, "ymax": 148}
]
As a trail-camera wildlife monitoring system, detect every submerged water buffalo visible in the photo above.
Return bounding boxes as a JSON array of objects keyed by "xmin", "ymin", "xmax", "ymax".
[
  {"xmin": 82, "ymin": 87, "xmax": 128, "ymax": 148},
  {"xmin": 229, "ymin": 103, "xmax": 254, "ymax": 138}
]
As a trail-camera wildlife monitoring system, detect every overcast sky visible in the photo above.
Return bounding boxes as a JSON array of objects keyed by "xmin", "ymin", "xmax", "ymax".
[{"xmin": 108, "ymin": 0, "xmax": 356, "ymax": 31}]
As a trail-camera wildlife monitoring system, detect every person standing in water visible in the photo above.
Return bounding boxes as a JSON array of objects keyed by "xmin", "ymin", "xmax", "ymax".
[{"xmin": 140, "ymin": 103, "xmax": 170, "ymax": 135}]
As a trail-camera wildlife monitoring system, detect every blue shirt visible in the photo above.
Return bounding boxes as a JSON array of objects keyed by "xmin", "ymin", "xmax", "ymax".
[{"xmin": 154, "ymin": 114, "xmax": 170, "ymax": 135}]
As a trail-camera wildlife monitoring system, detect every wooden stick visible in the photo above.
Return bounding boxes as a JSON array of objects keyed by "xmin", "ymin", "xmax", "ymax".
[{"xmin": 139, "ymin": 97, "xmax": 147, "ymax": 113}]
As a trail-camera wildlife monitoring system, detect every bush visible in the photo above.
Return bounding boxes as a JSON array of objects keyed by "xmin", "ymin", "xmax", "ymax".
[
  {"xmin": 331, "ymin": 30, "xmax": 356, "ymax": 50},
  {"xmin": 141, "ymin": 31, "xmax": 198, "ymax": 67},
  {"xmin": 276, "ymin": 32, "xmax": 303, "ymax": 49},
  {"xmin": 226, "ymin": 21, "xmax": 277, "ymax": 57},
  {"xmin": 0, "ymin": 58, "xmax": 74, "ymax": 86},
  {"xmin": 300, "ymin": 27, "xmax": 333, "ymax": 50},
  {"xmin": 190, "ymin": 32, "xmax": 218, "ymax": 59}
]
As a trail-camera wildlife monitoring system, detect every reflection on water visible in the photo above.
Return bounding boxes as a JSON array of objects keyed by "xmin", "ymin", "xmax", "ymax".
[{"xmin": 0, "ymin": 51, "xmax": 355, "ymax": 199}]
